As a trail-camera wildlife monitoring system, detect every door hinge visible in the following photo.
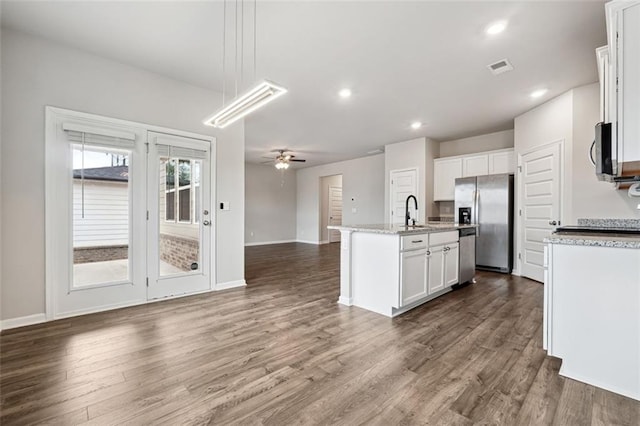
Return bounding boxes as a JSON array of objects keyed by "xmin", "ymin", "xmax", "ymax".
[
  {"xmin": 518, "ymin": 253, "xmax": 522, "ymax": 260},
  {"xmin": 145, "ymin": 142, "xmax": 150, "ymax": 154},
  {"xmin": 146, "ymin": 210, "xmax": 149, "ymax": 220},
  {"xmin": 517, "ymin": 165, "xmax": 522, "ymax": 172},
  {"xmin": 519, "ymin": 209, "xmax": 522, "ymax": 216},
  {"xmin": 146, "ymin": 277, "xmax": 149, "ymax": 287}
]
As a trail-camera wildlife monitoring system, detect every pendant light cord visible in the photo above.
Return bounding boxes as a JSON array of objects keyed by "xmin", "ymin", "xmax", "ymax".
[
  {"xmin": 235, "ymin": 0, "xmax": 238, "ymax": 98},
  {"xmin": 240, "ymin": 0, "xmax": 244, "ymax": 91},
  {"xmin": 81, "ymin": 133, "xmax": 85, "ymax": 219},
  {"xmin": 254, "ymin": 0, "xmax": 257, "ymax": 82}
]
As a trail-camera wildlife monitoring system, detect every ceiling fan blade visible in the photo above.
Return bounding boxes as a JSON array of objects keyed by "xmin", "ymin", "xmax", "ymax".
[
  {"xmin": 290, "ymin": 159, "xmax": 306, "ymax": 162},
  {"xmin": 260, "ymin": 160, "xmax": 274, "ymax": 164},
  {"xmin": 261, "ymin": 156, "xmax": 275, "ymax": 159}
]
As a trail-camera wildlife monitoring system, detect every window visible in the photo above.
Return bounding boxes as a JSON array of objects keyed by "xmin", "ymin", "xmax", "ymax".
[{"xmin": 163, "ymin": 157, "xmax": 201, "ymax": 224}]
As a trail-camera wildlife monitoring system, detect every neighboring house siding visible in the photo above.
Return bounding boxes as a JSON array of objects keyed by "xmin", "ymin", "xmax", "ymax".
[{"xmin": 73, "ymin": 180, "xmax": 128, "ymax": 247}]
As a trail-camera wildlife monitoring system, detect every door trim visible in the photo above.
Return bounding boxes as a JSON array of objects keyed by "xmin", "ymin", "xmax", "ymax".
[
  {"xmin": 328, "ymin": 185, "xmax": 342, "ymax": 243},
  {"xmin": 44, "ymin": 106, "xmax": 217, "ymax": 322},
  {"xmin": 515, "ymin": 139, "xmax": 564, "ymax": 278}
]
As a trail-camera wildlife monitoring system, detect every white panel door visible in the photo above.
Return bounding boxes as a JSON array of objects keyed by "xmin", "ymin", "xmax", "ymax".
[
  {"xmin": 520, "ymin": 142, "xmax": 561, "ymax": 282},
  {"xmin": 488, "ymin": 150, "xmax": 515, "ymax": 174},
  {"xmin": 328, "ymin": 186, "xmax": 343, "ymax": 242},
  {"xmin": 462, "ymin": 154, "xmax": 489, "ymax": 177},
  {"xmin": 433, "ymin": 158, "xmax": 463, "ymax": 201},
  {"xmin": 400, "ymin": 249, "xmax": 428, "ymax": 307},
  {"xmin": 148, "ymin": 132, "xmax": 212, "ymax": 300},
  {"xmin": 390, "ymin": 169, "xmax": 418, "ymax": 224}
]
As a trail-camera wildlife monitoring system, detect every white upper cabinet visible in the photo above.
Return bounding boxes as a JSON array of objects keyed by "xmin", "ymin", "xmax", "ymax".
[
  {"xmin": 433, "ymin": 157, "xmax": 463, "ymax": 201},
  {"xmin": 488, "ymin": 150, "xmax": 515, "ymax": 174},
  {"xmin": 462, "ymin": 154, "xmax": 489, "ymax": 177},
  {"xmin": 433, "ymin": 148, "xmax": 514, "ymax": 201},
  {"xmin": 605, "ymin": 0, "xmax": 640, "ymax": 170}
]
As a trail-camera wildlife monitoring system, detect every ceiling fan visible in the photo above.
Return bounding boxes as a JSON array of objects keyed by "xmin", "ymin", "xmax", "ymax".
[{"xmin": 262, "ymin": 149, "xmax": 306, "ymax": 169}]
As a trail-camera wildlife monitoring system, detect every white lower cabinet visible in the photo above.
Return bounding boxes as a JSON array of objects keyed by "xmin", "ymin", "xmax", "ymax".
[
  {"xmin": 444, "ymin": 243, "xmax": 459, "ymax": 287},
  {"xmin": 400, "ymin": 248, "xmax": 428, "ymax": 306},
  {"xmin": 400, "ymin": 234, "xmax": 460, "ymax": 308},
  {"xmin": 427, "ymin": 246, "xmax": 444, "ymax": 294}
]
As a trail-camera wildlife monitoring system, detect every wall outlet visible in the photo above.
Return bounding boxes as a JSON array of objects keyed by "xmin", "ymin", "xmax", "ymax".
[{"xmin": 352, "ymin": 207, "xmax": 357, "ymax": 214}]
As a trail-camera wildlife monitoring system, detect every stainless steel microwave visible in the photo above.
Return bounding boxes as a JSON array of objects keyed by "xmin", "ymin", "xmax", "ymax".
[{"xmin": 594, "ymin": 122, "xmax": 613, "ymax": 181}]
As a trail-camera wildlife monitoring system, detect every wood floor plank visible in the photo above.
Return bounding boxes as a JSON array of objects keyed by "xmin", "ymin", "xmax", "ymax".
[{"xmin": 1, "ymin": 242, "xmax": 638, "ymax": 425}]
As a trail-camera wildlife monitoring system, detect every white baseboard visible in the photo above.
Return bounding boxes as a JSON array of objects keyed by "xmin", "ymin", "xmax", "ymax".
[
  {"xmin": 296, "ymin": 240, "xmax": 322, "ymax": 245},
  {"xmin": 245, "ymin": 240, "xmax": 296, "ymax": 247},
  {"xmin": 1, "ymin": 313, "xmax": 47, "ymax": 331},
  {"xmin": 216, "ymin": 279, "xmax": 247, "ymax": 290},
  {"xmin": 559, "ymin": 366, "xmax": 640, "ymax": 402},
  {"xmin": 337, "ymin": 296, "xmax": 353, "ymax": 306}
]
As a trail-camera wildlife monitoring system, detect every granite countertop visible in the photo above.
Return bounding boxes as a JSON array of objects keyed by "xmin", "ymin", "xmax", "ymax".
[
  {"xmin": 545, "ymin": 218, "xmax": 640, "ymax": 249},
  {"xmin": 327, "ymin": 222, "xmax": 478, "ymax": 235}
]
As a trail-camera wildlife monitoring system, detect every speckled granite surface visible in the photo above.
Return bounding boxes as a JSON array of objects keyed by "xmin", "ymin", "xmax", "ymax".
[
  {"xmin": 545, "ymin": 234, "xmax": 640, "ymax": 249},
  {"xmin": 577, "ymin": 218, "xmax": 640, "ymax": 229},
  {"xmin": 327, "ymin": 223, "xmax": 477, "ymax": 235},
  {"xmin": 546, "ymin": 218, "xmax": 640, "ymax": 249}
]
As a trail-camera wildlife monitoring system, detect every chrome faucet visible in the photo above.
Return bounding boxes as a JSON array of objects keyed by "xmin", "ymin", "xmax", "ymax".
[{"xmin": 405, "ymin": 195, "xmax": 418, "ymax": 226}]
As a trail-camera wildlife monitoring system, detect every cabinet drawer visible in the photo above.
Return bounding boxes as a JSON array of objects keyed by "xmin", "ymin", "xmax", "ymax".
[
  {"xmin": 429, "ymin": 231, "xmax": 459, "ymax": 246},
  {"xmin": 401, "ymin": 234, "xmax": 428, "ymax": 251}
]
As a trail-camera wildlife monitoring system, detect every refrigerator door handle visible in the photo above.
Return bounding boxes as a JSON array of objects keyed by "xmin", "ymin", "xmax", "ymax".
[{"xmin": 474, "ymin": 190, "xmax": 480, "ymax": 236}]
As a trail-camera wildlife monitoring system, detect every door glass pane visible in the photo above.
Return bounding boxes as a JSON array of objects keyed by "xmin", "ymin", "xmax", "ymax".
[
  {"xmin": 159, "ymin": 157, "xmax": 202, "ymax": 276},
  {"xmin": 72, "ymin": 145, "xmax": 130, "ymax": 288}
]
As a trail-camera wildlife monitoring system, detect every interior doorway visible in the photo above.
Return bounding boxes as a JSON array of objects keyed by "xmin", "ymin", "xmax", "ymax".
[{"xmin": 319, "ymin": 174, "xmax": 343, "ymax": 243}]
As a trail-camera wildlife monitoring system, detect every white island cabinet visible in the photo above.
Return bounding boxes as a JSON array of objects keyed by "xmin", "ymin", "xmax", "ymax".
[
  {"xmin": 544, "ymin": 232, "xmax": 640, "ymax": 401},
  {"xmin": 330, "ymin": 224, "xmax": 472, "ymax": 318}
]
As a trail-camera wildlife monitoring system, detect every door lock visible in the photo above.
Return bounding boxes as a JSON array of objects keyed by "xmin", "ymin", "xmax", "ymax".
[
  {"xmin": 203, "ymin": 220, "xmax": 211, "ymax": 226},
  {"xmin": 203, "ymin": 210, "xmax": 209, "ymax": 216},
  {"xmin": 549, "ymin": 220, "xmax": 557, "ymax": 226}
]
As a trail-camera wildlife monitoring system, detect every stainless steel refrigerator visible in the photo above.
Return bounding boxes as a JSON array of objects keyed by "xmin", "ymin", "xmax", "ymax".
[{"xmin": 454, "ymin": 174, "xmax": 514, "ymax": 273}]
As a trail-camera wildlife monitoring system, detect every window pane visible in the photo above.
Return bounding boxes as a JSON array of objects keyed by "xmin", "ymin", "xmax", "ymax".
[
  {"xmin": 179, "ymin": 188, "xmax": 190, "ymax": 222},
  {"xmin": 179, "ymin": 159, "xmax": 191, "ymax": 187},
  {"xmin": 162, "ymin": 158, "xmax": 175, "ymax": 221},
  {"xmin": 72, "ymin": 145, "xmax": 130, "ymax": 288},
  {"xmin": 166, "ymin": 192, "xmax": 175, "ymax": 221}
]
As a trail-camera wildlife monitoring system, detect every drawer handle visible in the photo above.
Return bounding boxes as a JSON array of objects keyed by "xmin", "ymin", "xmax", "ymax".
[{"xmin": 411, "ymin": 240, "xmax": 424, "ymax": 243}]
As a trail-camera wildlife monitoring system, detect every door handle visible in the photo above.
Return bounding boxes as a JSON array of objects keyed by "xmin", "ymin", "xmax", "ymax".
[
  {"xmin": 203, "ymin": 220, "xmax": 211, "ymax": 226},
  {"xmin": 549, "ymin": 220, "xmax": 557, "ymax": 226}
]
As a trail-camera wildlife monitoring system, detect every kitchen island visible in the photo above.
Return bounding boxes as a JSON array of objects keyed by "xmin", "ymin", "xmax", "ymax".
[
  {"xmin": 543, "ymin": 219, "xmax": 640, "ymax": 401},
  {"xmin": 328, "ymin": 223, "xmax": 477, "ymax": 317}
]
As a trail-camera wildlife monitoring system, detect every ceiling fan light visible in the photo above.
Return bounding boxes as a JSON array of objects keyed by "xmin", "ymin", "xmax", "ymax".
[{"xmin": 204, "ymin": 80, "xmax": 288, "ymax": 129}]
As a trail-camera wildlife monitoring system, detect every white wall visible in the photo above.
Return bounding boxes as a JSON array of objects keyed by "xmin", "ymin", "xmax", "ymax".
[
  {"xmin": 296, "ymin": 154, "xmax": 384, "ymax": 243},
  {"xmin": 245, "ymin": 163, "xmax": 297, "ymax": 245},
  {"xmin": 1, "ymin": 29, "xmax": 245, "ymax": 321},
  {"xmin": 440, "ymin": 129, "xmax": 514, "ymax": 157},
  {"xmin": 571, "ymin": 84, "xmax": 639, "ymax": 218},
  {"xmin": 319, "ymin": 174, "xmax": 343, "ymax": 242}
]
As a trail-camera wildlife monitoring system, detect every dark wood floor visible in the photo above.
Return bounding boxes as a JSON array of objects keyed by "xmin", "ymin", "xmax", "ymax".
[{"xmin": 1, "ymin": 242, "xmax": 638, "ymax": 425}]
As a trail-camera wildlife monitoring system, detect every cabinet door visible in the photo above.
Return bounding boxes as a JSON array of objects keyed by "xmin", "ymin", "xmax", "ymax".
[
  {"xmin": 488, "ymin": 150, "xmax": 515, "ymax": 174},
  {"xmin": 433, "ymin": 158, "xmax": 463, "ymax": 201},
  {"xmin": 427, "ymin": 246, "xmax": 445, "ymax": 294},
  {"xmin": 462, "ymin": 154, "xmax": 489, "ymax": 177},
  {"xmin": 400, "ymin": 249, "xmax": 428, "ymax": 306},
  {"xmin": 444, "ymin": 243, "xmax": 460, "ymax": 287}
]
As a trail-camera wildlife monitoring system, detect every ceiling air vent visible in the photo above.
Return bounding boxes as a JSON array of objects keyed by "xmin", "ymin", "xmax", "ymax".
[{"xmin": 487, "ymin": 58, "xmax": 513, "ymax": 75}]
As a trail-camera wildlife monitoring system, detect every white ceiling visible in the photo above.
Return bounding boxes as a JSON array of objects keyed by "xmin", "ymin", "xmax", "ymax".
[{"xmin": 1, "ymin": 1, "xmax": 607, "ymax": 168}]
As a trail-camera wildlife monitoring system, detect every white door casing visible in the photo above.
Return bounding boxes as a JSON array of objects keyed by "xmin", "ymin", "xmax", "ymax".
[
  {"xmin": 147, "ymin": 132, "xmax": 212, "ymax": 300},
  {"xmin": 390, "ymin": 168, "xmax": 418, "ymax": 224},
  {"xmin": 328, "ymin": 186, "xmax": 343, "ymax": 243},
  {"xmin": 518, "ymin": 141, "xmax": 562, "ymax": 282}
]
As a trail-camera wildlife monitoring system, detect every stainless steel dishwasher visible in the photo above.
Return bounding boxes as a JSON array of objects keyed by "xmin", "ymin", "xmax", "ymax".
[{"xmin": 458, "ymin": 227, "xmax": 476, "ymax": 284}]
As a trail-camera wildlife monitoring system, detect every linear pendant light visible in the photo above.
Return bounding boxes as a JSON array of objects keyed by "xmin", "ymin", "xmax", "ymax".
[
  {"xmin": 203, "ymin": 0, "xmax": 287, "ymax": 129},
  {"xmin": 204, "ymin": 80, "xmax": 287, "ymax": 128}
]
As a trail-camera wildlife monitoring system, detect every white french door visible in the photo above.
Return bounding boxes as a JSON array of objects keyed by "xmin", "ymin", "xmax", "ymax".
[
  {"xmin": 519, "ymin": 142, "xmax": 562, "ymax": 282},
  {"xmin": 147, "ymin": 132, "xmax": 212, "ymax": 300}
]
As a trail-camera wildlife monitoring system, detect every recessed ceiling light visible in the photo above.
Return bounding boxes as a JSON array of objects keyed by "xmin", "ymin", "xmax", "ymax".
[
  {"xmin": 411, "ymin": 121, "xmax": 422, "ymax": 130},
  {"xmin": 530, "ymin": 88, "xmax": 548, "ymax": 99},
  {"xmin": 486, "ymin": 20, "xmax": 507, "ymax": 35},
  {"xmin": 339, "ymin": 88, "xmax": 352, "ymax": 98}
]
